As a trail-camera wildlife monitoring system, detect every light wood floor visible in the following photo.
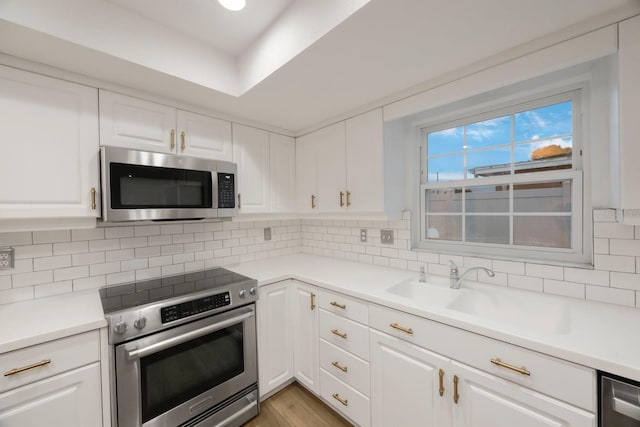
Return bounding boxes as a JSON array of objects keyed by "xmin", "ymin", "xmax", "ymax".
[{"xmin": 243, "ymin": 383, "xmax": 353, "ymax": 427}]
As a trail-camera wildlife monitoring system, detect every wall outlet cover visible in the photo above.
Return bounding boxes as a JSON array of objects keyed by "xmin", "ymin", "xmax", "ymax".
[
  {"xmin": 380, "ymin": 230, "xmax": 394, "ymax": 245},
  {"xmin": 264, "ymin": 227, "xmax": 272, "ymax": 241},
  {"xmin": 360, "ymin": 229, "xmax": 367, "ymax": 242},
  {"xmin": 0, "ymin": 247, "xmax": 15, "ymax": 270}
]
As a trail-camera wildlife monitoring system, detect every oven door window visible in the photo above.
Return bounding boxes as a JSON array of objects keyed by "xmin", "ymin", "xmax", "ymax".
[
  {"xmin": 110, "ymin": 163, "xmax": 213, "ymax": 209},
  {"xmin": 140, "ymin": 323, "xmax": 244, "ymax": 423}
]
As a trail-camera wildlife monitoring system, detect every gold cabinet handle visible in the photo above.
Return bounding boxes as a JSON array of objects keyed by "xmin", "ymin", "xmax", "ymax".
[
  {"xmin": 490, "ymin": 358, "xmax": 531, "ymax": 376},
  {"xmin": 310, "ymin": 293, "xmax": 316, "ymax": 310},
  {"xmin": 311, "ymin": 194, "xmax": 316, "ymax": 209},
  {"xmin": 453, "ymin": 375, "xmax": 459, "ymax": 404},
  {"xmin": 439, "ymin": 368, "xmax": 445, "ymax": 397},
  {"xmin": 170, "ymin": 129, "xmax": 176, "ymax": 150},
  {"xmin": 237, "ymin": 193, "xmax": 241, "ymax": 209},
  {"xmin": 332, "ymin": 361, "xmax": 348, "ymax": 373},
  {"xmin": 346, "ymin": 191, "xmax": 351, "ymax": 207},
  {"xmin": 332, "ymin": 393, "xmax": 348, "ymax": 407},
  {"xmin": 330, "ymin": 301, "xmax": 346, "ymax": 310},
  {"xmin": 90, "ymin": 187, "xmax": 96, "ymax": 210},
  {"xmin": 181, "ymin": 131, "xmax": 186, "ymax": 151},
  {"xmin": 4, "ymin": 359, "xmax": 51, "ymax": 377},
  {"xmin": 331, "ymin": 329, "xmax": 347, "ymax": 339},
  {"xmin": 390, "ymin": 322, "xmax": 413, "ymax": 335},
  {"xmin": 339, "ymin": 191, "xmax": 345, "ymax": 207}
]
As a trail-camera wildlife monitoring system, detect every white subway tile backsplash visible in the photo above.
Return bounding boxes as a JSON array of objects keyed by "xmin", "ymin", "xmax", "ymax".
[
  {"xmin": 120, "ymin": 237, "xmax": 148, "ymax": 249},
  {"xmin": 0, "ymin": 276, "xmax": 11, "ymax": 290},
  {"xmin": 121, "ymin": 259, "xmax": 148, "ymax": 272},
  {"xmin": 162, "ymin": 264, "xmax": 184, "ymax": 276},
  {"xmin": 525, "ymin": 263, "xmax": 564, "ymax": 280},
  {"xmin": 54, "ymin": 266, "xmax": 89, "ymax": 282},
  {"xmin": 33, "ymin": 230, "xmax": 69, "ymax": 244},
  {"xmin": 149, "ymin": 255, "xmax": 173, "ymax": 267},
  {"xmin": 0, "ymin": 259, "xmax": 33, "ymax": 276},
  {"xmin": 106, "ymin": 249, "xmax": 135, "ymax": 262},
  {"xmin": 71, "ymin": 228, "xmax": 105, "ymax": 241},
  {"xmin": 493, "ymin": 260, "xmax": 525, "ymax": 275},
  {"xmin": 594, "ymin": 223, "xmax": 635, "ymax": 239},
  {"xmin": 148, "ymin": 235, "xmax": 172, "ymax": 247},
  {"xmin": 185, "ymin": 260, "xmax": 205, "ymax": 272},
  {"xmin": 593, "ymin": 209, "xmax": 616, "ymax": 223},
  {"xmin": 564, "ymin": 268, "xmax": 609, "ymax": 286},
  {"xmin": 610, "ymin": 239, "xmax": 640, "ymax": 256},
  {"xmin": 89, "ymin": 239, "xmax": 120, "ymax": 252},
  {"xmin": 173, "ymin": 234, "xmax": 194, "ymax": 244},
  {"xmin": 107, "ymin": 271, "xmax": 135, "ymax": 286},
  {"xmin": 0, "ymin": 287, "xmax": 34, "ymax": 303},
  {"xmin": 173, "ymin": 253, "xmax": 195, "ymax": 264},
  {"xmin": 162, "ymin": 244, "xmax": 184, "ymax": 256},
  {"xmin": 105, "ymin": 227, "xmax": 134, "ymax": 239},
  {"xmin": 0, "ymin": 231, "xmax": 33, "ymax": 246},
  {"xmin": 594, "ymin": 254, "xmax": 636, "ymax": 272},
  {"xmin": 543, "ymin": 279, "xmax": 585, "ymax": 299},
  {"xmin": 34, "ymin": 255, "xmax": 72, "ymax": 271},
  {"xmin": 593, "ymin": 238, "xmax": 610, "ymax": 254},
  {"xmin": 53, "ymin": 241, "xmax": 88, "ymax": 255},
  {"xmin": 610, "ymin": 272, "xmax": 640, "ymax": 291},
  {"xmin": 183, "ymin": 223, "xmax": 205, "ymax": 233},
  {"xmin": 72, "ymin": 252, "xmax": 105, "ymax": 266},
  {"xmin": 13, "ymin": 270, "xmax": 53, "ymax": 287},
  {"xmin": 586, "ymin": 285, "xmax": 635, "ymax": 307},
  {"xmin": 134, "ymin": 225, "xmax": 160, "ymax": 237},
  {"xmin": 417, "ymin": 251, "xmax": 439, "ymax": 263},
  {"xmin": 35, "ymin": 281, "xmax": 72, "ymax": 298},
  {"xmin": 136, "ymin": 267, "xmax": 161, "ymax": 281},
  {"xmin": 14, "ymin": 244, "xmax": 52, "ymax": 259},
  {"xmin": 508, "ymin": 274, "xmax": 543, "ymax": 292},
  {"xmin": 73, "ymin": 275, "xmax": 106, "ymax": 291},
  {"xmin": 135, "ymin": 246, "xmax": 161, "ymax": 259}
]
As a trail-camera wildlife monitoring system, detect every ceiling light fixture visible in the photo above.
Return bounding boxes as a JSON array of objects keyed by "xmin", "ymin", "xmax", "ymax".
[{"xmin": 218, "ymin": 0, "xmax": 245, "ymax": 11}]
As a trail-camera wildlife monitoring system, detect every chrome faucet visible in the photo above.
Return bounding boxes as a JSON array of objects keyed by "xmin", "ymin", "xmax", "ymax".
[
  {"xmin": 449, "ymin": 261, "xmax": 495, "ymax": 289},
  {"xmin": 419, "ymin": 265, "xmax": 426, "ymax": 283}
]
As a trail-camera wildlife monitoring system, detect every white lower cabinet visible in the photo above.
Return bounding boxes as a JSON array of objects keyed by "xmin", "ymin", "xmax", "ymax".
[
  {"xmin": 0, "ymin": 363, "xmax": 102, "ymax": 427},
  {"xmin": 292, "ymin": 281, "xmax": 319, "ymax": 393},
  {"xmin": 256, "ymin": 280, "xmax": 294, "ymax": 398}
]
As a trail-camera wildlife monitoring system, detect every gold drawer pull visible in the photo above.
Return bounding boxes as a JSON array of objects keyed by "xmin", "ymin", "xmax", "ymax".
[
  {"xmin": 331, "ymin": 329, "xmax": 347, "ymax": 339},
  {"xmin": 346, "ymin": 191, "xmax": 351, "ymax": 207},
  {"xmin": 453, "ymin": 375, "xmax": 459, "ymax": 404},
  {"xmin": 180, "ymin": 131, "xmax": 186, "ymax": 151},
  {"xmin": 390, "ymin": 323, "xmax": 413, "ymax": 335},
  {"xmin": 90, "ymin": 187, "xmax": 96, "ymax": 210},
  {"xmin": 4, "ymin": 359, "xmax": 51, "ymax": 377},
  {"xmin": 438, "ymin": 368, "xmax": 445, "ymax": 397},
  {"xmin": 332, "ymin": 393, "xmax": 348, "ymax": 407},
  {"xmin": 339, "ymin": 191, "xmax": 345, "ymax": 207},
  {"xmin": 310, "ymin": 293, "xmax": 316, "ymax": 311},
  {"xmin": 330, "ymin": 301, "xmax": 346, "ymax": 310},
  {"xmin": 490, "ymin": 358, "xmax": 531, "ymax": 376},
  {"xmin": 332, "ymin": 361, "xmax": 348, "ymax": 373},
  {"xmin": 311, "ymin": 194, "xmax": 316, "ymax": 209},
  {"xmin": 170, "ymin": 129, "xmax": 176, "ymax": 150}
]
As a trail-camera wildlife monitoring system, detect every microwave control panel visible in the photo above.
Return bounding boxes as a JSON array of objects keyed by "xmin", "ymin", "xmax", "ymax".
[
  {"xmin": 218, "ymin": 173, "xmax": 236, "ymax": 209},
  {"xmin": 160, "ymin": 292, "xmax": 231, "ymax": 323}
]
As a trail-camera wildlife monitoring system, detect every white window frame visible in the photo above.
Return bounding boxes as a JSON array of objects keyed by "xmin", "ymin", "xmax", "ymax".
[{"xmin": 418, "ymin": 89, "xmax": 587, "ymax": 264}]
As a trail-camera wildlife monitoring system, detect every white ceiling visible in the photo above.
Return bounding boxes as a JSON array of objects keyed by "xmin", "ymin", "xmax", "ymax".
[
  {"xmin": 0, "ymin": 0, "xmax": 638, "ymax": 134},
  {"xmin": 107, "ymin": 0, "xmax": 294, "ymax": 56}
]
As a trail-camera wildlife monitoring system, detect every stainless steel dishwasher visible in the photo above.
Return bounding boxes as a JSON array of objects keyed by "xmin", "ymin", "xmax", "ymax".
[{"xmin": 600, "ymin": 372, "xmax": 640, "ymax": 426}]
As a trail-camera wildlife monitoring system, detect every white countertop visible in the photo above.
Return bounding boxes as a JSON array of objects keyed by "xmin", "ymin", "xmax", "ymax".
[
  {"xmin": 0, "ymin": 290, "xmax": 107, "ymax": 353},
  {"xmin": 229, "ymin": 254, "xmax": 640, "ymax": 383}
]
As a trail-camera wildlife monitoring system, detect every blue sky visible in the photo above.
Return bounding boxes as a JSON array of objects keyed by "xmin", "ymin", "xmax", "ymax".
[{"xmin": 427, "ymin": 101, "xmax": 572, "ymax": 182}]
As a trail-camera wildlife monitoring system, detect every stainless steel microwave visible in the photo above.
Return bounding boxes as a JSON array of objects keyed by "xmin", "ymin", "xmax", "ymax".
[{"xmin": 100, "ymin": 146, "xmax": 237, "ymax": 222}]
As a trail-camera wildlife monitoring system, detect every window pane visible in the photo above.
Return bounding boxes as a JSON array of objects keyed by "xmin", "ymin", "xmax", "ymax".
[
  {"xmin": 514, "ymin": 180, "xmax": 571, "ymax": 213},
  {"xmin": 514, "ymin": 137, "xmax": 572, "ymax": 172},
  {"xmin": 428, "ymin": 155, "xmax": 464, "ymax": 182},
  {"xmin": 514, "ymin": 101, "xmax": 572, "ymax": 142},
  {"xmin": 466, "ymin": 185, "xmax": 510, "ymax": 213},
  {"xmin": 465, "ymin": 115, "xmax": 510, "ymax": 150},
  {"xmin": 467, "ymin": 147, "xmax": 512, "ymax": 178},
  {"xmin": 428, "ymin": 126, "xmax": 464, "ymax": 156},
  {"xmin": 514, "ymin": 216, "xmax": 571, "ymax": 248},
  {"xmin": 426, "ymin": 216, "xmax": 461, "ymax": 241},
  {"xmin": 426, "ymin": 188, "xmax": 462, "ymax": 213},
  {"xmin": 466, "ymin": 216, "xmax": 509, "ymax": 244}
]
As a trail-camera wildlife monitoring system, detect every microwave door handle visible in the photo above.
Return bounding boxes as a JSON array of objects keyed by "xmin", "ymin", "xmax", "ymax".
[{"xmin": 125, "ymin": 310, "xmax": 254, "ymax": 360}]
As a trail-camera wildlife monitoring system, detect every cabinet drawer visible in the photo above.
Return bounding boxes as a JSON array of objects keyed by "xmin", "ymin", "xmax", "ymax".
[
  {"xmin": 320, "ymin": 369, "xmax": 370, "ymax": 427},
  {"xmin": 369, "ymin": 304, "xmax": 595, "ymax": 411},
  {"xmin": 0, "ymin": 331, "xmax": 100, "ymax": 393},
  {"xmin": 319, "ymin": 309, "xmax": 369, "ymax": 361},
  {"xmin": 320, "ymin": 339, "xmax": 370, "ymax": 396},
  {"xmin": 318, "ymin": 290, "xmax": 368, "ymax": 324}
]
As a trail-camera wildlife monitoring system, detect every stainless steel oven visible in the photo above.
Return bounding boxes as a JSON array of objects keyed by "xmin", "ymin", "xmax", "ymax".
[{"xmin": 100, "ymin": 268, "xmax": 259, "ymax": 427}]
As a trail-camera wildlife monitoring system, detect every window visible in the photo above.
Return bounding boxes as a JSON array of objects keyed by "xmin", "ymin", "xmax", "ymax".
[{"xmin": 420, "ymin": 90, "xmax": 584, "ymax": 263}]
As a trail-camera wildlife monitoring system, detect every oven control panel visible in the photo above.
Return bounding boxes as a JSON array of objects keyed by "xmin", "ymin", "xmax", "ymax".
[{"xmin": 161, "ymin": 292, "xmax": 231, "ymax": 323}]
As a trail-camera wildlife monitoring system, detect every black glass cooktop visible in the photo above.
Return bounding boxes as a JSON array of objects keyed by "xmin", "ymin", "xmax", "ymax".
[{"xmin": 98, "ymin": 267, "xmax": 254, "ymax": 314}]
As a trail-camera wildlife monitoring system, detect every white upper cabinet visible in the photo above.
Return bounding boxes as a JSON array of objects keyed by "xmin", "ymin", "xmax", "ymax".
[
  {"xmin": 176, "ymin": 110, "xmax": 232, "ymax": 161},
  {"xmin": 269, "ymin": 133, "xmax": 296, "ymax": 213},
  {"xmin": 346, "ymin": 108, "xmax": 384, "ymax": 213},
  {"xmin": 0, "ymin": 65, "xmax": 100, "ymax": 220},
  {"xmin": 99, "ymin": 90, "xmax": 175, "ymax": 153},
  {"xmin": 295, "ymin": 108, "xmax": 395, "ymax": 216},
  {"xmin": 617, "ymin": 15, "xmax": 640, "ymax": 212},
  {"xmin": 99, "ymin": 90, "xmax": 233, "ymax": 161},
  {"xmin": 233, "ymin": 123, "xmax": 270, "ymax": 214},
  {"xmin": 295, "ymin": 132, "xmax": 319, "ymax": 213}
]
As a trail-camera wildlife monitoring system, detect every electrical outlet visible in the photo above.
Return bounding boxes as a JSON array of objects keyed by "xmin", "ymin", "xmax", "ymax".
[
  {"xmin": 360, "ymin": 229, "xmax": 367, "ymax": 242},
  {"xmin": 0, "ymin": 247, "xmax": 15, "ymax": 270},
  {"xmin": 264, "ymin": 227, "xmax": 272, "ymax": 241},
  {"xmin": 380, "ymin": 230, "xmax": 394, "ymax": 245}
]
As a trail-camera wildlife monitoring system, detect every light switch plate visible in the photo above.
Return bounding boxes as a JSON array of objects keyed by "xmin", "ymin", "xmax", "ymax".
[
  {"xmin": 360, "ymin": 229, "xmax": 367, "ymax": 242},
  {"xmin": 380, "ymin": 230, "xmax": 394, "ymax": 245},
  {"xmin": 264, "ymin": 227, "xmax": 272, "ymax": 241},
  {"xmin": 0, "ymin": 247, "xmax": 14, "ymax": 270}
]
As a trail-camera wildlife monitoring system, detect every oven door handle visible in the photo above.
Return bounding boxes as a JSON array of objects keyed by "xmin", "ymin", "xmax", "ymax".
[{"xmin": 125, "ymin": 310, "xmax": 254, "ymax": 360}]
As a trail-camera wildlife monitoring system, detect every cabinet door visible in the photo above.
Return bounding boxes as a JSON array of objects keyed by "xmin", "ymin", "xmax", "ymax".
[
  {"xmin": 451, "ymin": 361, "xmax": 595, "ymax": 427},
  {"xmin": 232, "ymin": 124, "xmax": 270, "ymax": 213},
  {"xmin": 99, "ymin": 90, "xmax": 176, "ymax": 153},
  {"xmin": 295, "ymin": 132, "xmax": 318, "ymax": 213},
  {"xmin": 316, "ymin": 122, "xmax": 346, "ymax": 213},
  {"xmin": 269, "ymin": 133, "xmax": 296, "ymax": 213},
  {"xmin": 0, "ymin": 65, "xmax": 99, "ymax": 219},
  {"xmin": 346, "ymin": 108, "xmax": 384, "ymax": 213},
  {"xmin": 0, "ymin": 363, "xmax": 102, "ymax": 427},
  {"xmin": 618, "ymin": 15, "xmax": 640, "ymax": 210},
  {"xmin": 370, "ymin": 330, "xmax": 451, "ymax": 427},
  {"xmin": 177, "ymin": 110, "xmax": 232, "ymax": 161},
  {"xmin": 292, "ymin": 281, "xmax": 319, "ymax": 393},
  {"xmin": 256, "ymin": 281, "xmax": 293, "ymax": 398}
]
